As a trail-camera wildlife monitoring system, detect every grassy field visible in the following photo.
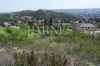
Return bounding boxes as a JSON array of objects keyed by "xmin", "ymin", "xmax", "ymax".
[{"xmin": 0, "ymin": 24, "xmax": 99, "ymax": 66}]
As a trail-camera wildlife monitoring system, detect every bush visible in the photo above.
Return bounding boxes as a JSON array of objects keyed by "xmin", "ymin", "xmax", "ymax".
[{"xmin": 0, "ymin": 24, "xmax": 40, "ymax": 46}]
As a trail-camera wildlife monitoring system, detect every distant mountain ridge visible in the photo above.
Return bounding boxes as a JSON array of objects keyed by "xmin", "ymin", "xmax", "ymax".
[
  {"xmin": 0, "ymin": 9, "xmax": 68, "ymax": 19},
  {"xmin": 0, "ymin": 8, "xmax": 100, "ymax": 17},
  {"xmin": 53, "ymin": 8, "xmax": 100, "ymax": 16},
  {"xmin": 13, "ymin": 9, "xmax": 66, "ymax": 17}
]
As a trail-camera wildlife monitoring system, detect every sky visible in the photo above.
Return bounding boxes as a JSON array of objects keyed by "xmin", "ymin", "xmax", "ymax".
[{"xmin": 0, "ymin": 0, "xmax": 100, "ymax": 12}]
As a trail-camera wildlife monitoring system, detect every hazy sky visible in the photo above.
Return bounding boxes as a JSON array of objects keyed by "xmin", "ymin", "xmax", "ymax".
[{"xmin": 0, "ymin": 0, "xmax": 100, "ymax": 12}]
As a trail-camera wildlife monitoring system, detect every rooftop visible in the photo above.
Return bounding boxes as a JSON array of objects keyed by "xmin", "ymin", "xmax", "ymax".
[{"xmin": 80, "ymin": 23, "xmax": 95, "ymax": 28}]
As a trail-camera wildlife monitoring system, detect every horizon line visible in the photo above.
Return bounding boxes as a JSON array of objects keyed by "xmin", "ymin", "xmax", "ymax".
[{"xmin": 0, "ymin": 8, "xmax": 100, "ymax": 13}]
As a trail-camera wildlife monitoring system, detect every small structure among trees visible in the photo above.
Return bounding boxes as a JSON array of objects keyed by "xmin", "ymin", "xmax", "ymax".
[{"xmin": 73, "ymin": 20, "xmax": 96, "ymax": 33}]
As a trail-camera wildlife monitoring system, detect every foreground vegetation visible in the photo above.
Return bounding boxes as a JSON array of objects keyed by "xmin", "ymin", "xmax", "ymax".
[{"xmin": 0, "ymin": 24, "xmax": 100, "ymax": 66}]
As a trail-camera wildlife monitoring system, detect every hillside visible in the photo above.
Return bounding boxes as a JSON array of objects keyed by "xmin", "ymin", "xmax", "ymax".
[
  {"xmin": 1, "ymin": 8, "xmax": 100, "ymax": 17},
  {"xmin": 0, "ymin": 10, "xmax": 68, "ymax": 18}
]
